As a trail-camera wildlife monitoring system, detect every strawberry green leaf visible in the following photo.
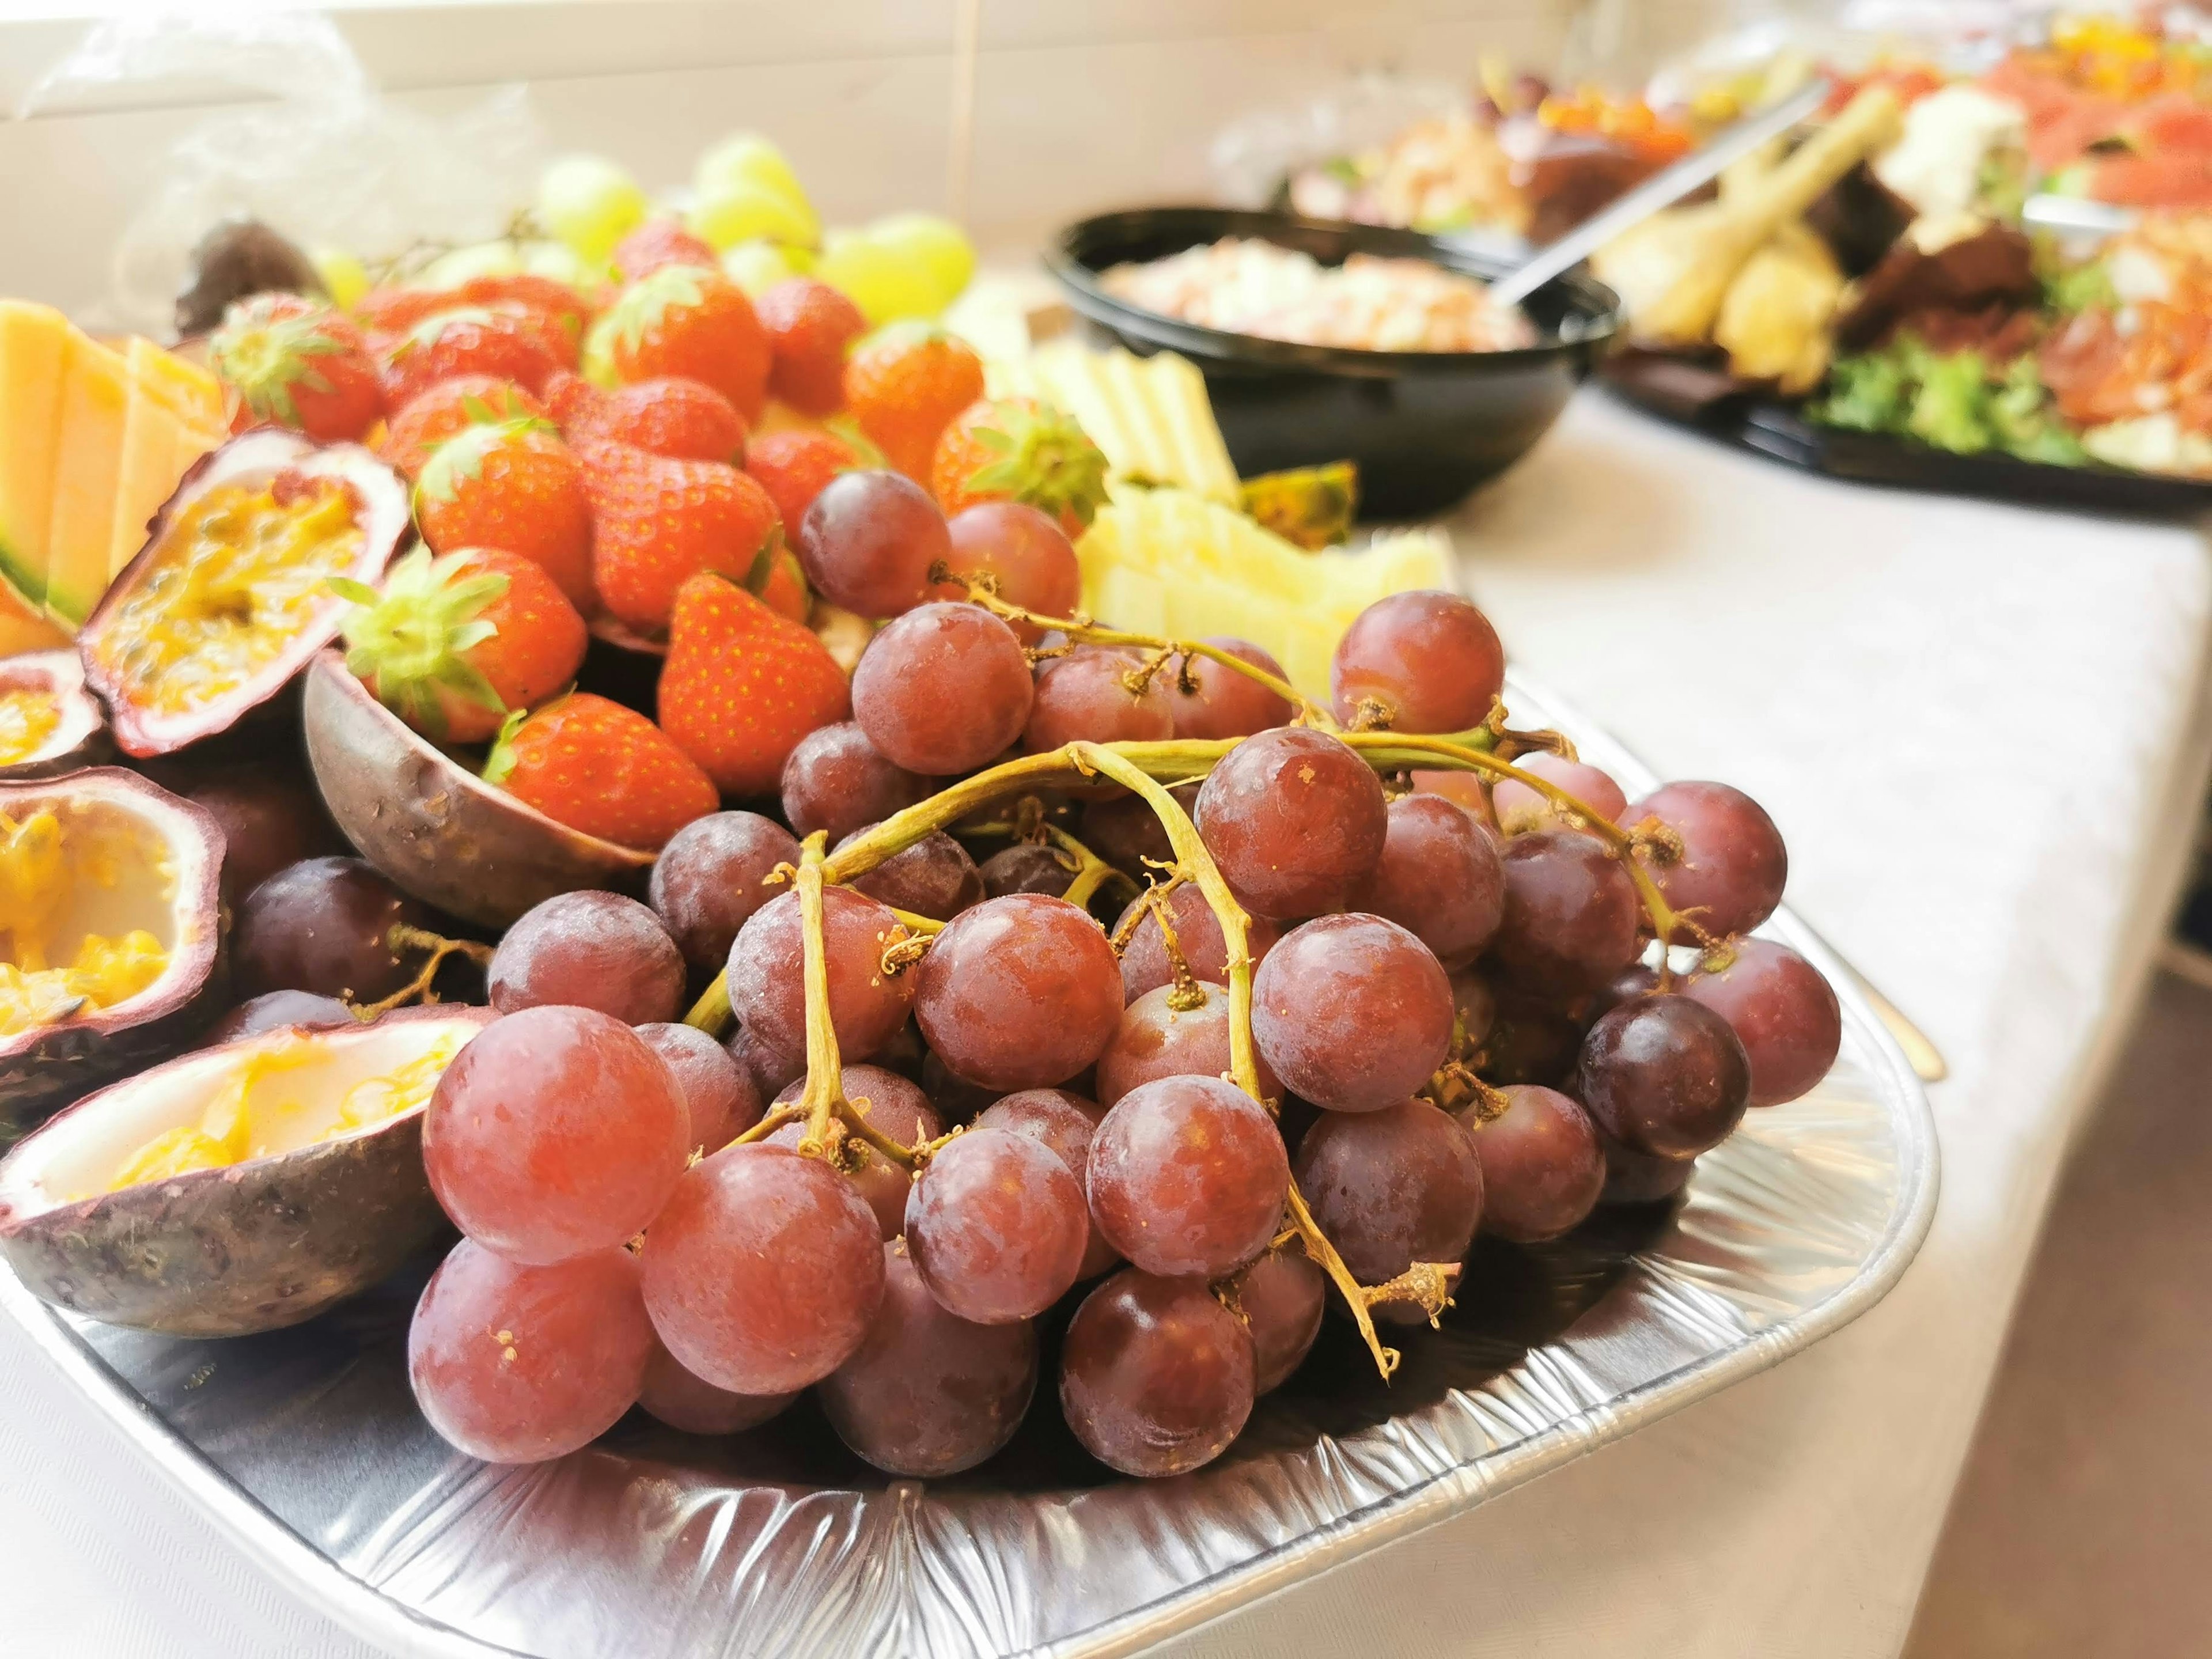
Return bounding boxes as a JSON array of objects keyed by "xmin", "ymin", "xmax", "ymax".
[{"xmin": 482, "ymin": 706, "xmax": 531, "ymax": 785}]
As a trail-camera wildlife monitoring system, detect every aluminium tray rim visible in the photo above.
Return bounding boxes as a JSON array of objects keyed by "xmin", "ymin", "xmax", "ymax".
[{"xmin": 0, "ymin": 668, "xmax": 1941, "ymax": 1659}]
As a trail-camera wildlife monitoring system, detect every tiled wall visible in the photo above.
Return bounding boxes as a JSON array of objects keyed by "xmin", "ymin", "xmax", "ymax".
[{"xmin": 0, "ymin": 0, "xmax": 1725, "ymax": 321}]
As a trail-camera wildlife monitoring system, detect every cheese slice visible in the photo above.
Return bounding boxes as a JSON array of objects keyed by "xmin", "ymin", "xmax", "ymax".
[
  {"xmin": 44, "ymin": 332, "xmax": 133, "ymax": 631},
  {"xmin": 0, "ymin": 302, "xmax": 70, "ymax": 613}
]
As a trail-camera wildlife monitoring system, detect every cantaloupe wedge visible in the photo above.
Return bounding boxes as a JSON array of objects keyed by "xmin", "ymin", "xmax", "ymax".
[
  {"xmin": 0, "ymin": 578, "xmax": 68, "ymax": 658},
  {"xmin": 124, "ymin": 336, "xmax": 225, "ymax": 432},
  {"xmin": 44, "ymin": 331, "xmax": 134, "ymax": 631},
  {"xmin": 0, "ymin": 302, "xmax": 71, "ymax": 615}
]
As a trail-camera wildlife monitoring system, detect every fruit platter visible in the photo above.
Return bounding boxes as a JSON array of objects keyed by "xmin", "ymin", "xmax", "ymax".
[
  {"xmin": 0, "ymin": 126, "xmax": 1934, "ymax": 1658},
  {"xmin": 1581, "ymin": 14, "xmax": 2212, "ymax": 509}
]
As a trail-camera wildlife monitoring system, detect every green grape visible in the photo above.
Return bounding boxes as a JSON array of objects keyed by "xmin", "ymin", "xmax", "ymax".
[
  {"xmin": 688, "ymin": 181, "xmax": 820, "ymax": 254},
  {"xmin": 721, "ymin": 239, "xmax": 810, "ymax": 299},
  {"xmin": 866, "ymin": 212, "xmax": 977, "ymax": 309},
  {"xmin": 519, "ymin": 240, "xmax": 609, "ymax": 293},
  {"xmin": 537, "ymin": 153, "xmax": 649, "ymax": 262},
  {"xmin": 817, "ymin": 229, "xmax": 941, "ymax": 324},
  {"xmin": 418, "ymin": 241, "xmax": 524, "ymax": 288},
  {"xmin": 309, "ymin": 245, "xmax": 368, "ymax": 310},
  {"xmin": 693, "ymin": 134, "xmax": 808, "ymax": 215}
]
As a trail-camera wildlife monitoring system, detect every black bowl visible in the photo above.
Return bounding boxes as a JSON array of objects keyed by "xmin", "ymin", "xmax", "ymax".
[{"xmin": 1047, "ymin": 206, "xmax": 1620, "ymax": 518}]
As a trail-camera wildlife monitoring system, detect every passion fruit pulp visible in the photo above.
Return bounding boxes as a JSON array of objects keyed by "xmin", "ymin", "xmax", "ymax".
[
  {"xmin": 303, "ymin": 652, "xmax": 653, "ymax": 929},
  {"xmin": 78, "ymin": 429, "xmax": 409, "ymax": 758},
  {"xmin": 0, "ymin": 650, "xmax": 108, "ymax": 781},
  {"xmin": 0, "ymin": 1007, "xmax": 491, "ymax": 1335},
  {"xmin": 1, "ymin": 769, "xmax": 226, "ymax": 1139}
]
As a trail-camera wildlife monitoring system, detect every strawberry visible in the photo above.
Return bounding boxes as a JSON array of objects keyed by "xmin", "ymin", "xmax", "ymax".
[
  {"xmin": 930, "ymin": 396, "xmax": 1110, "ymax": 535},
  {"xmin": 744, "ymin": 427, "xmax": 858, "ymax": 529},
  {"xmin": 577, "ymin": 438, "xmax": 779, "ymax": 632},
  {"xmin": 484, "ymin": 692, "xmax": 719, "ymax": 850},
  {"xmin": 380, "ymin": 376, "xmax": 545, "ymax": 479},
  {"xmin": 379, "ymin": 308, "xmax": 565, "ymax": 407},
  {"xmin": 567, "ymin": 377, "xmax": 746, "ymax": 463},
  {"xmin": 585, "ymin": 265, "xmax": 771, "ymax": 422},
  {"xmin": 357, "ymin": 275, "xmax": 591, "ymax": 347},
  {"xmin": 333, "ymin": 546, "xmax": 585, "ymax": 744},
  {"xmin": 538, "ymin": 367, "xmax": 607, "ymax": 430},
  {"xmin": 658, "ymin": 573, "xmax": 849, "ymax": 797},
  {"xmin": 210, "ymin": 294, "xmax": 385, "ymax": 442},
  {"xmin": 755, "ymin": 278, "xmax": 867, "ymax": 417},
  {"xmin": 843, "ymin": 323, "xmax": 985, "ymax": 480},
  {"xmin": 416, "ymin": 417, "xmax": 596, "ymax": 612},
  {"xmin": 612, "ymin": 219, "xmax": 718, "ymax": 283}
]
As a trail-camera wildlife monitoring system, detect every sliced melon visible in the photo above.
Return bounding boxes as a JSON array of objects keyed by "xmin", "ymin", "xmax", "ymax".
[
  {"xmin": 122, "ymin": 337, "xmax": 225, "ymax": 432},
  {"xmin": 998, "ymin": 342, "xmax": 1241, "ymax": 505},
  {"xmin": 105, "ymin": 380, "xmax": 222, "ymax": 582},
  {"xmin": 0, "ymin": 584, "xmax": 67, "ymax": 660},
  {"xmin": 44, "ymin": 334, "xmax": 133, "ymax": 632},
  {"xmin": 0, "ymin": 303, "xmax": 70, "ymax": 615}
]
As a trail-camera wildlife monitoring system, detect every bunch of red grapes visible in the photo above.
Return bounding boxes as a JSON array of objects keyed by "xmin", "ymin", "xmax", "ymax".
[{"xmin": 404, "ymin": 471, "xmax": 1843, "ymax": 1480}]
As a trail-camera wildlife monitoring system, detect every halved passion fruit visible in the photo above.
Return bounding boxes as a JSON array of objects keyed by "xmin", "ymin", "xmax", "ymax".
[
  {"xmin": 302, "ymin": 651, "xmax": 653, "ymax": 929},
  {"xmin": 0, "ymin": 1007, "xmax": 491, "ymax": 1335},
  {"xmin": 2, "ymin": 769, "xmax": 226, "ymax": 1138},
  {"xmin": 77, "ymin": 429, "xmax": 410, "ymax": 757},
  {"xmin": 0, "ymin": 650, "xmax": 107, "ymax": 781}
]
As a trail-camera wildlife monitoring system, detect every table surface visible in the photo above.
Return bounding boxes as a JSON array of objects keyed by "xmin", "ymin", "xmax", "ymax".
[{"xmin": 7, "ymin": 393, "xmax": 2210, "ymax": 1659}]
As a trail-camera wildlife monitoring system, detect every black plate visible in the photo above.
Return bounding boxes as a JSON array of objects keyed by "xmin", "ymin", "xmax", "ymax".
[
  {"xmin": 1603, "ymin": 347, "xmax": 2212, "ymax": 517},
  {"xmin": 1047, "ymin": 206, "xmax": 1621, "ymax": 519}
]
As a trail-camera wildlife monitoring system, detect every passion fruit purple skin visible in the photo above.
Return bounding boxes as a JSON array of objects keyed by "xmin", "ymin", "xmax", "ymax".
[
  {"xmin": 0, "ymin": 1007, "xmax": 491, "ymax": 1336},
  {"xmin": 0, "ymin": 650, "xmax": 108, "ymax": 781},
  {"xmin": 77, "ymin": 430, "xmax": 410, "ymax": 759},
  {"xmin": 302, "ymin": 652, "xmax": 653, "ymax": 930},
  {"xmin": 0, "ymin": 770, "xmax": 229, "ymax": 1143}
]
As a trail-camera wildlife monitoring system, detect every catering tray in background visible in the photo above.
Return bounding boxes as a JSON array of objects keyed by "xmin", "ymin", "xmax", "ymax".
[
  {"xmin": 1604, "ymin": 348, "xmax": 2212, "ymax": 517},
  {"xmin": 0, "ymin": 673, "xmax": 1939, "ymax": 1659}
]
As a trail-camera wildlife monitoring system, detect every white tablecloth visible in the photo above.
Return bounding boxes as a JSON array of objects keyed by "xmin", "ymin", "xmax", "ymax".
[{"xmin": 7, "ymin": 394, "xmax": 2210, "ymax": 1659}]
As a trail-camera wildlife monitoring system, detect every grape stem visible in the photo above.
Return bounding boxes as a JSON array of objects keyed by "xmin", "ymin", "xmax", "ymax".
[
  {"xmin": 790, "ymin": 834, "xmax": 847, "ymax": 1155},
  {"xmin": 350, "ymin": 925, "xmax": 494, "ymax": 1020},
  {"xmin": 934, "ymin": 569, "xmax": 1336, "ymax": 730}
]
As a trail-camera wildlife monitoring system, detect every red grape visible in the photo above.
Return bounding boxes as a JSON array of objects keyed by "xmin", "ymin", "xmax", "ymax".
[
  {"xmin": 1293, "ymin": 1100, "xmax": 1483, "ymax": 1323},
  {"xmin": 207, "ymin": 989, "xmax": 354, "ymax": 1042},
  {"xmin": 769, "ymin": 1063, "xmax": 941, "ymax": 1238},
  {"xmin": 650, "ymin": 811, "xmax": 802, "ymax": 979},
  {"xmin": 408, "ymin": 1238, "xmax": 653, "ymax": 1464},
  {"xmin": 913, "ymin": 894, "xmax": 1123, "ymax": 1088},
  {"xmin": 1024, "ymin": 645, "xmax": 1174, "ymax": 752},
  {"xmin": 728, "ymin": 1018, "xmax": 805, "ymax": 1102},
  {"xmin": 1351, "ymin": 793, "xmax": 1505, "ymax": 969},
  {"xmin": 1627, "ymin": 781, "xmax": 1788, "ymax": 939},
  {"xmin": 1492, "ymin": 753, "xmax": 1628, "ymax": 836},
  {"xmin": 488, "ymin": 891, "xmax": 685, "ymax": 1025},
  {"xmin": 779, "ymin": 722, "xmax": 931, "ymax": 845},
  {"xmin": 1164, "ymin": 638, "xmax": 1294, "ymax": 740},
  {"xmin": 1574, "ymin": 994, "xmax": 1750, "ymax": 1159},
  {"xmin": 637, "ymin": 1336, "xmax": 794, "ymax": 1435},
  {"xmin": 1095, "ymin": 982, "xmax": 1281, "ymax": 1107},
  {"xmin": 1411, "ymin": 769, "xmax": 1495, "ymax": 831},
  {"xmin": 979, "ymin": 841, "xmax": 1074, "ymax": 899},
  {"xmin": 1461, "ymin": 1084, "xmax": 1604, "ymax": 1243},
  {"xmin": 1231, "ymin": 1245, "xmax": 1326, "ymax": 1394},
  {"xmin": 1252, "ymin": 914, "xmax": 1453, "ymax": 1112},
  {"xmin": 904, "ymin": 1126, "xmax": 1088, "ymax": 1323},
  {"xmin": 1493, "ymin": 830, "xmax": 1642, "ymax": 996},
  {"xmin": 921, "ymin": 1047, "xmax": 1003, "ymax": 1123},
  {"xmin": 641, "ymin": 1143, "xmax": 886, "ymax": 1393},
  {"xmin": 1081, "ymin": 781, "xmax": 1199, "ymax": 877},
  {"xmin": 819, "ymin": 1241, "xmax": 1040, "ymax": 1475},
  {"xmin": 1597, "ymin": 1128, "xmax": 1697, "ymax": 1205},
  {"xmin": 1115, "ymin": 882, "xmax": 1281, "ymax": 1003},
  {"xmin": 1195, "ymin": 728, "xmax": 1387, "ymax": 919},
  {"xmin": 834, "ymin": 827, "xmax": 982, "ymax": 921},
  {"xmin": 1330, "ymin": 590, "xmax": 1504, "ymax": 733},
  {"xmin": 937, "ymin": 502, "xmax": 1080, "ymax": 642},
  {"xmin": 725, "ymin": 885, "xmax": 915, "ymax": 1066},
  {"xmin": 636, "ymin": 1020, "xmax": 763, "ymax": 1152},
  {"xmin": 234, "ymin": 856, "xmax": 426, "ymax": 1002},
  {"xmin": 974, "ymin": 1088, "xmax": 1119, "ymax": 1277},
  {"xmin": 423, "ymin": 1006, "xmax": 689, "ymax": 1264},
  {"xmin": 1592, "ymin": 960, "xmax": 1661, "ymax": 1019},
  {"xmin": 1060, "ymin": 1269, "xmax": 1255, "ymax": 1478},
  {"xmin": 851, "ymin": 601, "xmax": 1034, "ymax": 775},
  {"xmin": 1476, "ymin": 995, "xmax": 1584, "ymax": 1086},
  {"xmin": 1679, "ymin": 938, "xmax": 1841, "ymax": 1107},
  {"xmin": 1089, "ymin": 1074, "xmax": 1287, "ymax": 1279},
  {"xmin": 796, "ymin": 468, "xmax": 950, "ymax": 618}
]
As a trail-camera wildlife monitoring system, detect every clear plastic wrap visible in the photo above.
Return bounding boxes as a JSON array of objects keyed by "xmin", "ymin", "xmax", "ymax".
[{"xmin": 21, "ymin": 12, "xmax": 547, "ymax": 338}]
